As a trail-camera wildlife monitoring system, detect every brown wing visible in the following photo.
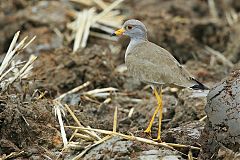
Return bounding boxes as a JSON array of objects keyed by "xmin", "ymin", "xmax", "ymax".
[{"xmin": 125, "ymin": 41, "xmax": 197, "ymax": 88}]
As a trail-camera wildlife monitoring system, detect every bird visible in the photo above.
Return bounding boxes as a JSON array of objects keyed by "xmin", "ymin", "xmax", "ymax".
[{"xmin": 112, "ymin": 19, "xmax": 208, "ymax": 141}]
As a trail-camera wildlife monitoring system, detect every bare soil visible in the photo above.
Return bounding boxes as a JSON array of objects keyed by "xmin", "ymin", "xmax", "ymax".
[{"xmin": 0, "ymin": 0, "xmax": 240, "ymax": 159}]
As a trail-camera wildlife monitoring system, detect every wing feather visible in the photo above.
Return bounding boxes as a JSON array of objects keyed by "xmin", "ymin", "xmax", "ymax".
[{"xmin": 125, "ymin": 41, "xmax": 196, "ymax": 88}]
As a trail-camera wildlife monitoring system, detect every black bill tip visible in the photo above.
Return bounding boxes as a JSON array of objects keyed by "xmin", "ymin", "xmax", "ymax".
[{"xmin": 111, "ymin": 33, "xmax": 116, "ymax": 36}]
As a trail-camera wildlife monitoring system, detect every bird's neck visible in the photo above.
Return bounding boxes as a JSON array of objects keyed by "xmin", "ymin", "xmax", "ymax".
[{"xmin": 125, "ymin": 38, "xmax": 147, "ymax": 60}]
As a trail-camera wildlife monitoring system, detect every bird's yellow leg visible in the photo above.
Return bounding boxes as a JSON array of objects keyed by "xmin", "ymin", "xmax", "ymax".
[
  {"xmin": 144, "ymin": 88, "xmax": 162, "ymax": 134},
  {"xmin": 156, "ymin": 87, "xmax": 163, "ymax": 142}
]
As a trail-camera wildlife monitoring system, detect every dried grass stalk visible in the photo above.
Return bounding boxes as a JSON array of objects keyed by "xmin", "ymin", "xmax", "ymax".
[
  {"xmin": 73, "ymin": 11, "xmax": 87, "ymax": 52},
  {"xmin": 70, "ymin": 0, "xmax": 94, "ymax": 6},
  {"xmin": 81, "ymin": 8, "xmax": 95, "ymax": 48},
  {"xmin": 73, "ymin": 135, "xmax": 112, "ymax": 159},
  {"xmin": 53, "ymin": 101, "xmax": 68, "ymax": 147},
  {"xmin": 113, "ymin": 106, "xmax": 118, "ymax": 132},
  {"xmin": 66, "ymin": 126, "xmax": 201, "ymax": 151},
  {"xmin": 84, "ymin": 87, "xmax": 118, "ymax": 96},
  {"xmin": 68, "ymin": 0, "xmax": 125, "ymax": 49},
  {"xmin": 55, "ymin": 81, "xmax": 91, "ymax": 101},
  {"xmin": 93, "ymin": 0, "xmax": 124, "ymax": 23},
  {"xmin": 0, "ymin": 31, "xmax": 20, "ymax": 76},
  {"xmin": 0, "ymin": 31, "xmax": 37, "ymax": 92},
  {"xmin": 205, "ymin": 46, "xmax": 234, "ymax": 68},
  {"xmin": 93, "ymin": 0, "xmax": 108, "ymax": 9},
  {"xmin": 208, "ymin": 0, "xmax": 218, "ymax": 20},
  {"xmin": 64, "ymin": 104, "xmax": 102, "ymax": 140}
]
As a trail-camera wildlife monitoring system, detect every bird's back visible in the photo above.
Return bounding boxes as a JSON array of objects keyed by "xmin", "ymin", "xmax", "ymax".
[{"xmin": 125, "ymin": 41, "xmax": 200, "ymax": 88}]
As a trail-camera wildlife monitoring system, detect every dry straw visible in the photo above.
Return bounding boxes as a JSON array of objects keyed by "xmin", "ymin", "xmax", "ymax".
[
  {"xmin": 0, "ymin": 31, "xmax": 37, "ymax": 92},
  {"xmin": 68, "ymin": 0, "xmax": 125, "ymax": 52}
]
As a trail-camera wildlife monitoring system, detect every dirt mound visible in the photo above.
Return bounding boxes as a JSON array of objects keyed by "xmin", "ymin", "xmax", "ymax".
[
  {"xmin": 0, "ymin": 96, "xmax": 61, "ymax": 157},
  {"xmin": 1, "ymin": 0, "xmax": 240, "ymax": 159},
  {"xmin": 33, "ymin": 44, "xmax": 127, "ymax": 95}
]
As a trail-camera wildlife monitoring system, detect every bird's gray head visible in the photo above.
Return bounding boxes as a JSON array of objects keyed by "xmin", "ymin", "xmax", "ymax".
[{"xmin": 112, "ymin": 19, "xmax": 148, "ymax": 40}]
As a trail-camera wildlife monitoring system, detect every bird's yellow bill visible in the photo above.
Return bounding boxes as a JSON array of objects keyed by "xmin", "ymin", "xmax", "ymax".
[{"xmin": 113, "ymin": 28, "xmax": 125, "ymax": 36}]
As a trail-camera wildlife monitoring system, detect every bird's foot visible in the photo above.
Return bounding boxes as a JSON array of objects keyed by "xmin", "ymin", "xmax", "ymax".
[
  {"xmin": 144, "ymin": 127, "xmax": 151, "ymax": 134},
  {"xmin": 153, "ymin": 137, "xmax": 162, "ymax": 143},
  {"xmin": 144, "ymin": 128, "xmax": 153, "ymax": 139}
]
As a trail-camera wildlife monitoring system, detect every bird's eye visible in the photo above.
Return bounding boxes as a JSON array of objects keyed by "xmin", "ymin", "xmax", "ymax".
[{"xmin": 126, "ymin": 25, "xmax": 133, "ymax": 30}]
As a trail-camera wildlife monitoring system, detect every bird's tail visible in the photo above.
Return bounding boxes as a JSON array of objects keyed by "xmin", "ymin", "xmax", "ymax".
[{"xmin": 190, "ymin": 78, "xmax": 209, "ymax": 90}]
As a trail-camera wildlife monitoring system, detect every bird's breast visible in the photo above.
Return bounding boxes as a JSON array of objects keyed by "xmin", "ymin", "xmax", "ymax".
[{"xmin": 125, "ymin": 39, "xmax": 146, "ymax": 61}]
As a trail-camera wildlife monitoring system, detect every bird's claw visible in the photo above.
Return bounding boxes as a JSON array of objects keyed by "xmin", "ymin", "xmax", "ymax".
[
  {"xmin": 144, "ymin": 128, "xmax": 151, "ymax": 134},
  {"xmin": 153, "ymin": 137, "xmax": 162, "ymax": 143}
]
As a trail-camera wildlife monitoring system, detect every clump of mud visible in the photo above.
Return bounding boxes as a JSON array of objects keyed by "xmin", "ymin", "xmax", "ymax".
[
  {"xmin": 33, "ymin": 43, "xmax": 127, "ymax": 95},
  {"xmin": 0, "ymin": 95, "xmax": 61, "ymax": 157}
]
